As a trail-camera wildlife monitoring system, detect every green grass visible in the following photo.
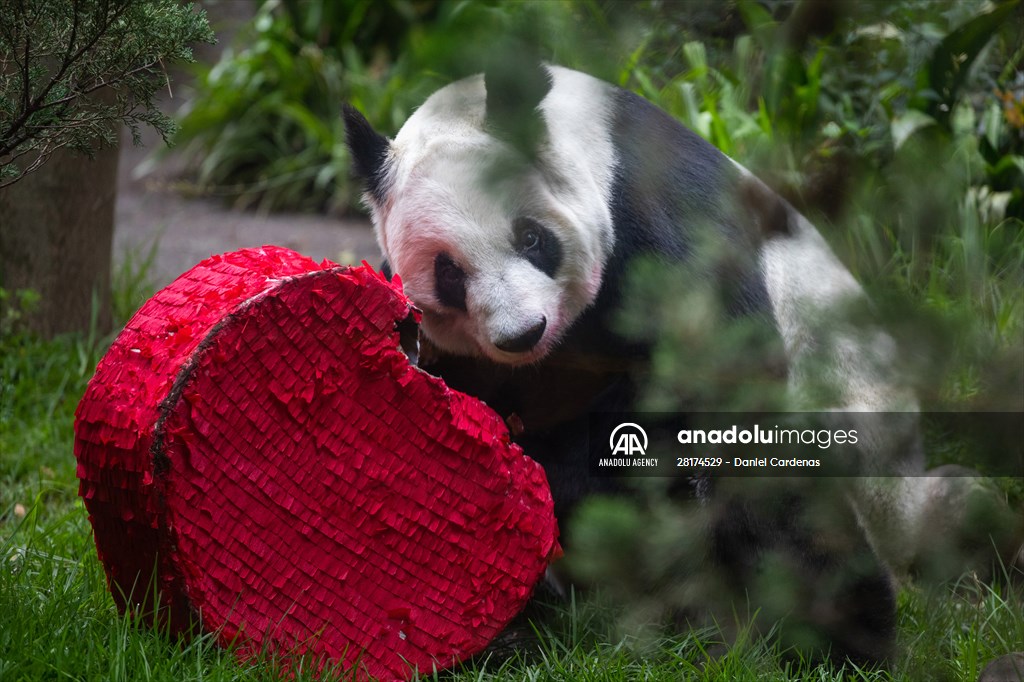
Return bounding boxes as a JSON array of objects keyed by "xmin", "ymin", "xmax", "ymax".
[{"xmin": 1, "ymin": 471, "xmax": 1022, "ymax": 682}]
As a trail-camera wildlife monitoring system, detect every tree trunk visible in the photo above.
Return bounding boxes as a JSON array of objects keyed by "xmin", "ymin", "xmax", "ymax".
[{"xmin": 0, "ymin": 136, "xmax": 119, "ymax": 338}]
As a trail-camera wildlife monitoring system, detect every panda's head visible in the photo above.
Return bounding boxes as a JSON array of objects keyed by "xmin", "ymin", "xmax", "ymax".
[{"xmin": 344, "ymin": 65, "xmax": 617, "ymax": 365}]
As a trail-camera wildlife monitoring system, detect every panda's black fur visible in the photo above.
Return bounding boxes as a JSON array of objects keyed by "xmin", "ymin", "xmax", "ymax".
[
  {"xmin": 345, "ymin": 63, "xmax": 899, "ymax": 667},
  {"xmin": 604, "ymin": 87, "xmax": 779, "ymax": 321}
]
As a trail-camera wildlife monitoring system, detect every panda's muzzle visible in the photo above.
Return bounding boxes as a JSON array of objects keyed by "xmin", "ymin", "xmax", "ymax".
[{"xmin": 494, "ymin": 317, "xmax": 547, "ymax": 353}]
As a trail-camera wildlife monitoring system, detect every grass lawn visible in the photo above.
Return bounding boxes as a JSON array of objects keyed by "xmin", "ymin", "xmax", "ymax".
[{"xmin": 1, "ymin": 297, "xmax": 1022, "ymax": 682}]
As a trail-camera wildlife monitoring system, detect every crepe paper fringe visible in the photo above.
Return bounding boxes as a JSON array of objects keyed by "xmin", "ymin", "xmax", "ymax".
[{"xmin": 74, "ymin": 246, "xmax": 561, "ymax": 681}]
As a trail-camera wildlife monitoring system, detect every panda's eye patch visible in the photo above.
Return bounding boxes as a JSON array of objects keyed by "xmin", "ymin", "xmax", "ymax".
[
  {"xmin": 434, "ymin": 252, "xmax": 467, "ymax": 311},
  {"xmin": 512, "ymin": 217, "xmax": 562, "ymax": 278}
]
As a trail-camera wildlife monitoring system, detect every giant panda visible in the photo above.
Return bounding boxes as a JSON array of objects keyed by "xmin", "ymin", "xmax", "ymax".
[{"xmin": 342, "ymin": 63, "xmax": 983, "ymax": 667}]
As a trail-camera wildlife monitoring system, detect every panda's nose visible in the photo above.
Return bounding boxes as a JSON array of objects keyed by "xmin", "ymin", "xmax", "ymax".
[{"xmin": 495, "ymin": 317, "xmax": 546, "ymax": 353}]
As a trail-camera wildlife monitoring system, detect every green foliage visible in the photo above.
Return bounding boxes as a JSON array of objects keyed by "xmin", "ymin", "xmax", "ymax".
[
  {"xmin": 0, "ymin": 244, "xmax": 158, "ymax": 484},
  {"xmin": 560, "ymin": 494, "xmax": 1024, "ymax": 681},
  {"xmin": 625, "ymin": 0, "xmax": 1022, "ymax": 207},
  {"xmin": 614, "ymin": 0, "xmax": 1023, "ymax": 415},
  {"xmin": 0, "ymin": 0, "xmax": 214, "ymax": 187},
  {"xmin": 173, "ymin": 0, "xmax": 433, "ymax": 212},
  {"xmin": 0, "ymin": 312, "xmax": 103, "ymax": 483},
  {"xmin": 174, "ymin": 0, "xmax": 615, "ymax": 212},
  {"xmin": 173, "ymin": 0, "xmax": 427, "ymax": 212},
  {"xmin": 0, "ymin": 288, "xmax": 40, "ymax": 338},
  {"xmin": 922, "ymin": 1, "xmax": 1020, "ymax": 127},
  {"xmin": 110, "ymin": 237, "xmax": 159, "ymax": 326}
]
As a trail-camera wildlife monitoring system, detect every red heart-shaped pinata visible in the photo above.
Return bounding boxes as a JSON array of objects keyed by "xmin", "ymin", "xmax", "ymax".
[{"xmin": 74, "ymin": 246, "xmax": 560, "ymax": 680}]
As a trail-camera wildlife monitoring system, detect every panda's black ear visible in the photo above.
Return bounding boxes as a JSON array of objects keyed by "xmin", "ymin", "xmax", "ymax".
[
  {"xmin": 484, "ymin": 58, "xmax": 551, "ymax": 158},
  {"xmin": 343, "ymin": 104, "xmax": 391, "ymax": 204}
]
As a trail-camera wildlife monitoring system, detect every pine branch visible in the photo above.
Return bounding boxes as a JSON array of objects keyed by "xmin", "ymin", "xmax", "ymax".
[{"xmin": 0, "ymin": 0, "xmax": 214, "ymax": 185}]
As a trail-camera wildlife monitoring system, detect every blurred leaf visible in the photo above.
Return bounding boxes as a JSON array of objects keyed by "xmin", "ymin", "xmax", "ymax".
[
  {"xmin": 737, "ymin": 0, "xmax": 778, "ymax": 47},
  {"xmin": 924, "ymin": 0, "xmax": 1021, "ymax": 125},
  {"xmin": 892, "ymin": 109, "xmax": 939, "ymax": 149}
]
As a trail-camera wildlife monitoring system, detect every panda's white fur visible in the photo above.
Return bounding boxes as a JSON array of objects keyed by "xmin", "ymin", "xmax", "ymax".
[
  {"xmin": 344, "ymin": 64, "xmax": 1006, "ymax": 665},
  {"xmin": 370, "ymin": 69, "xmax": 617, "ymax": 364}
]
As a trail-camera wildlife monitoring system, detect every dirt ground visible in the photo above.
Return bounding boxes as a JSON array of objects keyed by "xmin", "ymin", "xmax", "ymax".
[
  {"xmin": 113, "ymin": 127, "xmax": 379, "ymax": 290},
  {"xmin": 114, "ymin": 157, "xmax": 379, "ymax": 289}
]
